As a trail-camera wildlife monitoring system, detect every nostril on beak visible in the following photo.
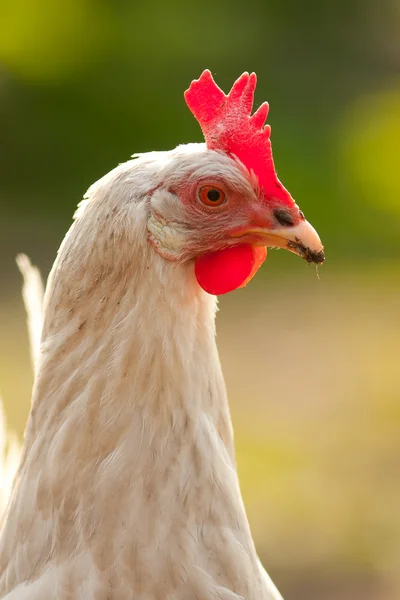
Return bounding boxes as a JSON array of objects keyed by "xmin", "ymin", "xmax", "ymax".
[{"xmin": 273, "ymin": 209, "xmax": 294, "ymax": 227}]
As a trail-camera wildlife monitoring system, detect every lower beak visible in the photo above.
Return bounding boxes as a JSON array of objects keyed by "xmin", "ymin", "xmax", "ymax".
[{"xmin": 238, "ymin": 219, "xmax": 325, "ymax": 264}]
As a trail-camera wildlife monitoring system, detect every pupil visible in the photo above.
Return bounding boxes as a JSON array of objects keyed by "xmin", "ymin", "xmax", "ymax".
[{"xmin": 207, "ymin": 189, "xmax": 220, "ymax": 202}]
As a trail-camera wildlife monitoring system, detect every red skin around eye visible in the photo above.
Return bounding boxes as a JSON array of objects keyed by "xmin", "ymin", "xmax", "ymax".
[{"xmin": 194, "ymin": 244, "xmax": 267, "ymax": 295}]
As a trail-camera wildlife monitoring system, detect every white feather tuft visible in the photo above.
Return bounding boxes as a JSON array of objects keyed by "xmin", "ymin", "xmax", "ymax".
[
  {"xmin": 0, "ymin": 256, "xmax": 44, "ymax": 523},
  {"xmin": 0, "ymin": 400, "xmax": 20, "ymax": 524},
  {"xmin": 16, "ymin": 254, "xmax": 44, "ymax": 375}
]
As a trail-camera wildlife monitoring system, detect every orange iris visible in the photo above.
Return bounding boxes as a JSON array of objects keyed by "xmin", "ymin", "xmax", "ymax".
[{"xmin": 198, "ymin": 186, "xmax": 226, "ymax": 207}]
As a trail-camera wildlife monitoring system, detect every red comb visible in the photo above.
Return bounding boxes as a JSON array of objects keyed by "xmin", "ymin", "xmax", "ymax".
[{"xmin": 184, "ymin": 70, "xmax": 293, "ymax": 207}]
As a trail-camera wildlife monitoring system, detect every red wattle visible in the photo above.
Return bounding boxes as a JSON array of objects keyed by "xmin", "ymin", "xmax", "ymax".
[{"xmin": 194, "ymin": 244, "xmax": 267, "ymax": 295}]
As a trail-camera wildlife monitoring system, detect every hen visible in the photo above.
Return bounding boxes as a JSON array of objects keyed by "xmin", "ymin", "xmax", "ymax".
[{"xmin": 0, "ymin": 71, "xmax": 324, "ymax": 599}]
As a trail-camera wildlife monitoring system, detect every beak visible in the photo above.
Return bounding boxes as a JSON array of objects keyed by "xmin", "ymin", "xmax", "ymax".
[{"xmin": 235, "ymin": 219, "xmax": 325, "ymax": 264}]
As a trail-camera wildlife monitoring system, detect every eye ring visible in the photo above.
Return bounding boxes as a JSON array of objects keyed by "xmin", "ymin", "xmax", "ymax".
[{"xmin": 198, "ymin": 186, "xmax": 226, "ymax": 207}]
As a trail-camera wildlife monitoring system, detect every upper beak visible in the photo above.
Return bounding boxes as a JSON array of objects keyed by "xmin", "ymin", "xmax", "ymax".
[{"xmin": 237, "ymin": 219, "xmax": 325, "ymax": 264}]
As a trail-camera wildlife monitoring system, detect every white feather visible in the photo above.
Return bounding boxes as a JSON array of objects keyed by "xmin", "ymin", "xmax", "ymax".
[
  {"xmin": 15, "ymin": 254, "xmax": 44, "ymax": 376},
  {"xmin": 0, "ymin": 145, "xmax": 283, "ymax": 600},
  {"xmin": 0, "ymin": 402, "xmax": 20, "ymax": 526},
  {"xmin": 0, "ymin": 255, "xmax": 44, "ymax": 525}
]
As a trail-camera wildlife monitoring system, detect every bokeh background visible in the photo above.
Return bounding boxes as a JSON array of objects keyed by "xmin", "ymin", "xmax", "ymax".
[{"xmin": 0, "ymin": 1, "xmax": 399, "ymax": 598}]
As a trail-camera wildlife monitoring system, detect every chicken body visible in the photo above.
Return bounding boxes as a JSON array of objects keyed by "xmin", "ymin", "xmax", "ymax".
[{"xmin": 0, "ymin": 146, "xmax": 286, "ymax": 599}]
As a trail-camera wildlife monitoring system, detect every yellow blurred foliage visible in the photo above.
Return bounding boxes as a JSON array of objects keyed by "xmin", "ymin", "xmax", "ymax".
[
  {"xmin": 0, "ymin": 0, "xmax": 114, "ymax": 81},
  {"xmin": 340, "ymin": 88, "xmax": 400, "ymax": 218}
]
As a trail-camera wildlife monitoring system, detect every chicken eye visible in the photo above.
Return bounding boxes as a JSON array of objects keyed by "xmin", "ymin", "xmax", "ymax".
[{"xmin": 199, "ymin": 186, "xmax": 226, "ymax": 207}]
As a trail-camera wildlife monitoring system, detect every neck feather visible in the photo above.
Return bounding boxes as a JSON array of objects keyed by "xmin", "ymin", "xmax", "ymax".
[{"xmin": 0, "ymin": 159, "xmax": 279, "ymax": 599}]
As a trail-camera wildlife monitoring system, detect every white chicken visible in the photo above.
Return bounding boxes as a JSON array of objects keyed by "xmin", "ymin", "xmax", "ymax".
[{"xmin": 0, "ymin": 71, "xmax": 324, "ymax": 599}]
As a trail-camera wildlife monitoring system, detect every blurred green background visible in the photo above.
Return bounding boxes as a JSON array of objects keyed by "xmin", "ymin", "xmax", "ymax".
[{"xmin": 0, "ymin": 1, "xmax": 399, "ymax": 598}]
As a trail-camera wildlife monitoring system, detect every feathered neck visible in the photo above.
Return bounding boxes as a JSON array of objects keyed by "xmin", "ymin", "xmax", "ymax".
[{"xmin": 0, "ymin": 157, "xmax": 281, "ymax": 600}]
